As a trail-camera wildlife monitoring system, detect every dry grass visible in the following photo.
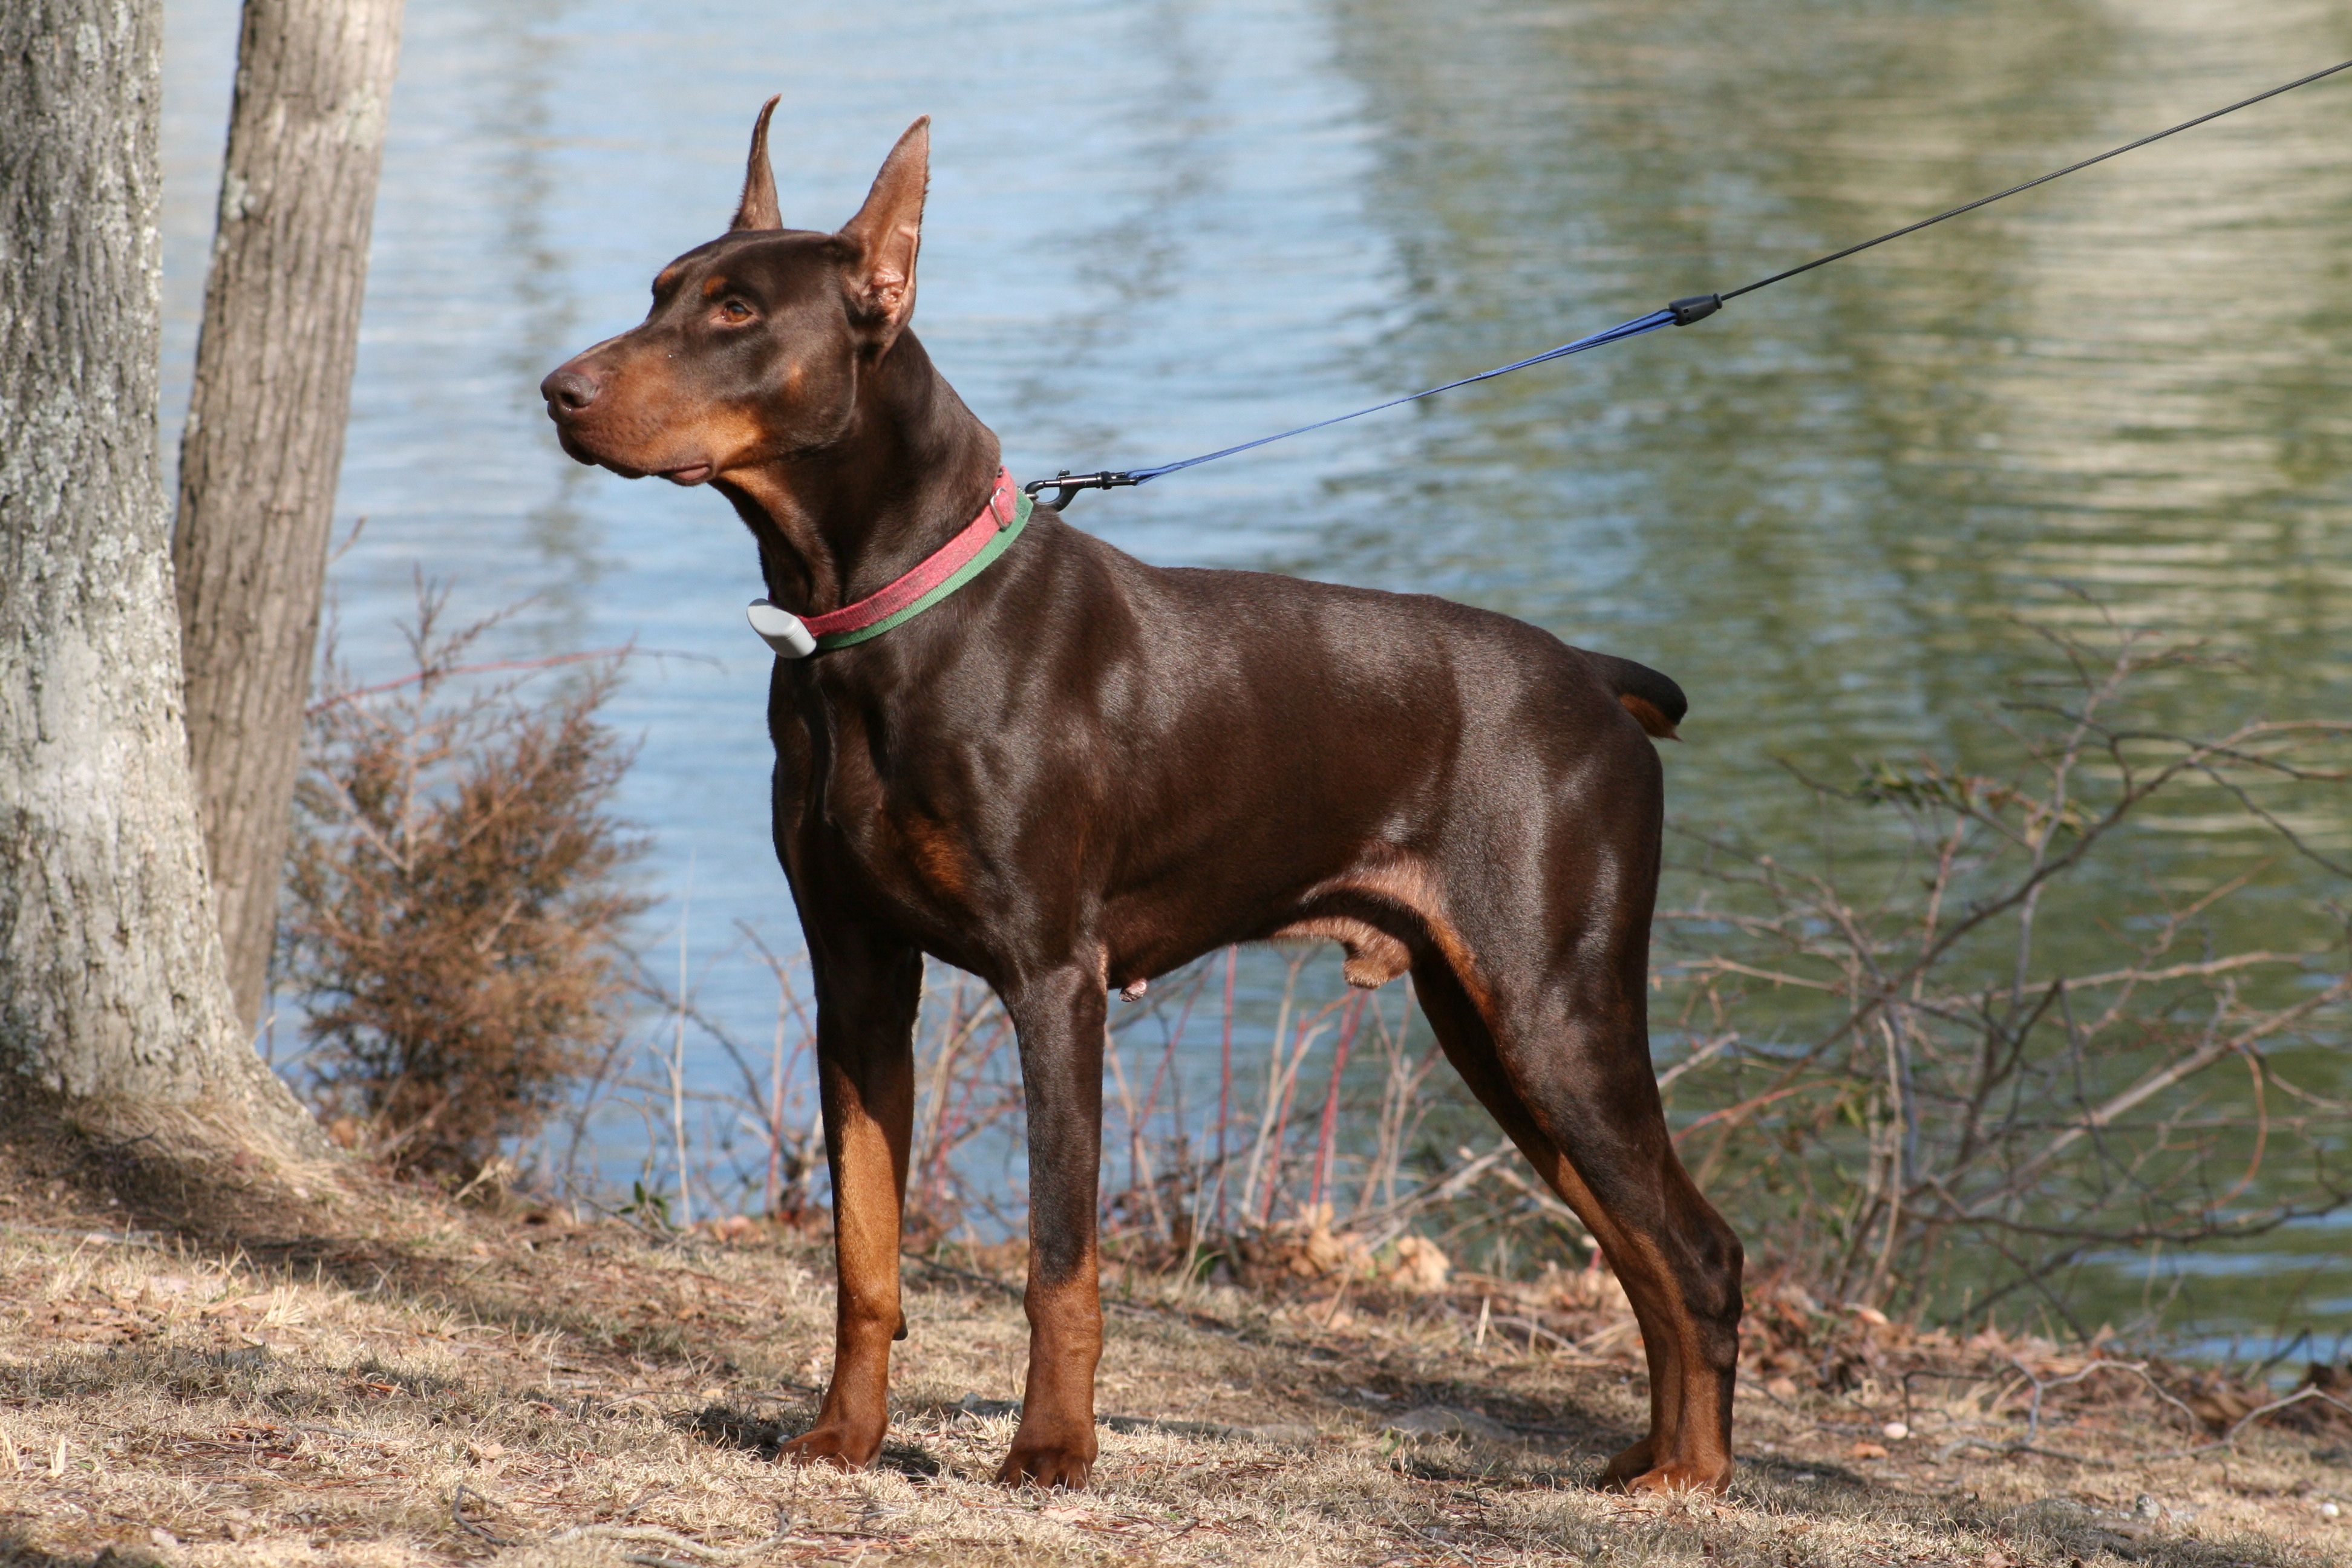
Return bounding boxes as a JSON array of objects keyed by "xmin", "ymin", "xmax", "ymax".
[{"xmin": 0, "ymin": 1111, "xmax": 2344, "ymax": 1568}]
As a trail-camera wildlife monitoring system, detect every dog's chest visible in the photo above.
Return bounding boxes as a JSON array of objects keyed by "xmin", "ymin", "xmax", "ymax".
[{"xmin": 773, "ymin": 694, "xmax": 988, "ymax": 921}]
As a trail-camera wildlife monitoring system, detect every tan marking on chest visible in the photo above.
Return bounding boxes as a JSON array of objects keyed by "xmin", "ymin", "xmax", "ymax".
[{"xmin": 898, "ymin": 813, "xmax": 972, "ymax": 900}]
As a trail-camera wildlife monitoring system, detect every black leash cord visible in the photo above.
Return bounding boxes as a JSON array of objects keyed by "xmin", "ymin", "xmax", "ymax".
[
  {"xmin": 1723, "ymin": 55, "xmax": 2352, "ymax": 302},
  {"xmin": 1030, "ymin": 56, "xmax": 2352, "ymax": 511}
]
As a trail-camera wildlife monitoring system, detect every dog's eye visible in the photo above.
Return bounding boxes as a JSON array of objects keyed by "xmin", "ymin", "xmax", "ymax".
[{"xmin": 717, "ymin": 299, "xmax": 754, "ymax": 324}]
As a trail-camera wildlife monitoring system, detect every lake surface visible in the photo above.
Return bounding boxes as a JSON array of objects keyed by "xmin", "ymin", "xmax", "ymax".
[{"xmin": 160, "ymin": 1, "xmax": 2351, "ymax": 1343}]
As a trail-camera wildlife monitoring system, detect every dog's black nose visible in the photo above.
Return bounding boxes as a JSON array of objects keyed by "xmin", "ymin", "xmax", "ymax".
[{"xmin": 541, "ymin": 365, "xmax": 601, "ymax": 413}]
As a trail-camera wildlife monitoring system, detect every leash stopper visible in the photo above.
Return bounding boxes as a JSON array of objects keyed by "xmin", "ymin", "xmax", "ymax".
[{"xmin": 746, "ymin": 599, "xmax": 818, "ymax": 659}]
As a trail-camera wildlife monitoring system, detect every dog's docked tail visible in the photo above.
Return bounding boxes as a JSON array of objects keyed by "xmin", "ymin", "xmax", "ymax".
[{"xmin": 1585, "ymin": 651, "xmax": 1688, "ymax": 741}]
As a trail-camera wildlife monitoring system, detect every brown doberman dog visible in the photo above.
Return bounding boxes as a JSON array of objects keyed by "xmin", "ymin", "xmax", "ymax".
[{"xmin": 541, "ymin": 101, "xmax": 1743, "ymax": 1492}]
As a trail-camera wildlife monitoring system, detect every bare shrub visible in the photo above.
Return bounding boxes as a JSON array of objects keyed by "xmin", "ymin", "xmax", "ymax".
[
  {"xmin": 1655, "ymin": 611, "xmax": 2351, "ymax": 1329},
  {"xmin": 281, "ymin": 582, "xmax": 648, "ymax": 1179}
]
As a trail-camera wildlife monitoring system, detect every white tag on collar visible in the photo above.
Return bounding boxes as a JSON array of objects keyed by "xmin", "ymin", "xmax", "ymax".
[{"xmin": 747, "ymin": 599, "xmax": 818, "ymax": 659}]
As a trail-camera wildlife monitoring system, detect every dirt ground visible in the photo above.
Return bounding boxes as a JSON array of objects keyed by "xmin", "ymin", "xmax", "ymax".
[{"xmin": 0, "ymin": 1106, "xmax": 2344, "ymax": 1567}]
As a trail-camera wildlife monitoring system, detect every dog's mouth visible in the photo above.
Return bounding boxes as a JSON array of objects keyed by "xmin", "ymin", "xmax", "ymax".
[
  {"xmin": 596, "ymin": 456, "xmax": 713, "ymax": 486},
  {"xmin": 552, "ymin": 426, "xmax": 714, "ymax": 486}
]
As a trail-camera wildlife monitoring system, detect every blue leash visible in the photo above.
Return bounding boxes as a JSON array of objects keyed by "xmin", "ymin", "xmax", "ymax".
[
  {"xmin": 1127, "ymin": 305, "xmax": 1696, "ymax": 482},
  {"xmin": 1027, "ymin": 56, "xmax": 2352, "ymax": 514}
]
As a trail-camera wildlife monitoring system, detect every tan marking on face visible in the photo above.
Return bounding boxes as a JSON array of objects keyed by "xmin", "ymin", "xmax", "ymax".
[
  {"xmin": 653, "ymin": 264, "xmax": 682, "ymax": 293},
  {"xmin": 554, "ymin": 353, "xmax": 701, "ymax": 472},
  {"xmin": 687, "ymin": 407, "xmax": 769, "ymax": 471},
  {"xmin": 702, "ymin": 274, "xmax": 732, "ymax": 299},
  {"xmin": 552, "ymin": 324, "xmax": 799, "ymax": 490}
]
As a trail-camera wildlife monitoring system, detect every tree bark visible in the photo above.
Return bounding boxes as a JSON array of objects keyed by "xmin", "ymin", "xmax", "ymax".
[
  {"xmin": 0, "ymin": 0, "xmax": 316, "ymax": 1143},
  {"xmin": 174, "ymin": 0, "xmax": 405, "ymax": 1031}
]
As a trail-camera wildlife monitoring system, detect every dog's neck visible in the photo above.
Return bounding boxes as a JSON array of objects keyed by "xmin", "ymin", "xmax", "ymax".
[{"xmin": 713, "ymin": 332, "xmax": 1003, "ymax": 616}]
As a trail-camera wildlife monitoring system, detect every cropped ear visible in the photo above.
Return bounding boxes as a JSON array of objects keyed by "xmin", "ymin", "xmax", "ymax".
[
  {"xmin": 730, "ymin": 96, "xmax": 782, "ymax": 231},
  {"xmin": 837, "ymin": 117, "xmax": 929, "ymax": 344}
]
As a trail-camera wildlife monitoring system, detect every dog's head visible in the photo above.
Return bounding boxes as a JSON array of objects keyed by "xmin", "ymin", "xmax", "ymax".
[{"xmin": 540, "ymin": 99, "xmax": 930, "ymax": 486}]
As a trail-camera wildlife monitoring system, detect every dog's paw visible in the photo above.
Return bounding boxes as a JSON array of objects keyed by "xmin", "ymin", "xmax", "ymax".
[
  {"xmin": 995, "ymin": 1434, "xmax": 1096, "ymax": 1489},
  {"xmin": 1601, "ymin": 1440, "xmax": 1733, "ymax": 1495},
  {"xmin": 780, "ymin": 1423, "xmax": 882, "ymax": 1471},
  {"xmin": 1599, "ymin": 1436, "xmax": 1656, "ymax": 1489}
]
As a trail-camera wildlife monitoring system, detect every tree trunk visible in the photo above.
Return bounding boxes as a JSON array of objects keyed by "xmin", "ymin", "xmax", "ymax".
[
  {"xmin": 174, "ymin": 0, "xmax": 405, "ymax": 1032},
  {"xmin": 0, "ymin": 0, "xmax": 316, "ymax": 1143}
]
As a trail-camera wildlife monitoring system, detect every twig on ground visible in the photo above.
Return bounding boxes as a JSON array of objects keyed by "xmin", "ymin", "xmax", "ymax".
[
  {"xmin": 2159, "ymin": 1385, "xmax": 2352, "ymax": 1460},
  {"xmin": 450, "ymin": 1482, "xmax": 518, "ymax": 1546}
]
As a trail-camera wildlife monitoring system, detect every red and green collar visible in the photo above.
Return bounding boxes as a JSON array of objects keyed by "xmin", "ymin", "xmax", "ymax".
[{"xmin": 746, "ymin": 467, "xmax": 1031, "ymax": 658}]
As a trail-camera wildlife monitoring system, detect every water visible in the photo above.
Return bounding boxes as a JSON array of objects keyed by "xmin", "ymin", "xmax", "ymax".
[{"xmin": 159, "ymin": 1, "xmax": 2351, "ymax": 1342}]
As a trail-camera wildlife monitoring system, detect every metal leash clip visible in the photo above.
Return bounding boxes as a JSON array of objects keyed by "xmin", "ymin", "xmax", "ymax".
[{"xmin": 1024, "ymin": 470, "xmax": 1142, "ymax": 513}]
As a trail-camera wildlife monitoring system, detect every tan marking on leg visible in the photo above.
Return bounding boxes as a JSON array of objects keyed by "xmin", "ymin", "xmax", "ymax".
[
  {"xmin": 1510, "ymin": 1140, "xmax": 1689, "ymax": 1480},
  {"xmin": 1534, "ymin": 1142, "xmax": 1734, "ymax": 1494},
  {"xmin": 1477, "ymin": 1113, "xmax": 1733, "ymax": 1492},
  {"xmin": 783, "ymin": 1068, "xmax": 910, "ymax": 1472},
  {"xmin": 999, "ymin": 1241, "xmax": 1102, "ymax": 1489},
  {"xmin": 1391, "ymin": 854, "xmax": 1736, "ymax": 1491},
  {"xmin": 1648, "ymin": 1161, "xmax": 1742, "ymax": 1490},
  {"xmin": 1410, "ymin": 967, "xmax": 1685, "ymax": 1480}
]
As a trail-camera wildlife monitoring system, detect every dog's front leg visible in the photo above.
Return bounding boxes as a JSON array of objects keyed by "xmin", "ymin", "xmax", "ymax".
[
  {"xmin": 782, "ymin": 928, "xmax": 920, "ymax": 1471},
  {"xmin": 996, "ymin": 964, "xmax": 1107, "ymax": 1488}
]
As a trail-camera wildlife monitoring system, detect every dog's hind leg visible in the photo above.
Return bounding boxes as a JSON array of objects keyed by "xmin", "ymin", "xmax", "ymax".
[
  {"xmin": 1411, "ymin": 959, "xmax": 1691, "ymax": 1475},
  {"xmin": 995, "ymin": 962, "xmax": 1108, "ymax": 1489},
  {"xmin": 781, "ymin": 925, "xmax": 921, "ymax": 1472},
  {"xmin": 1413, "ymin": 947, "xmax": 1742, "ymax": 1493}
]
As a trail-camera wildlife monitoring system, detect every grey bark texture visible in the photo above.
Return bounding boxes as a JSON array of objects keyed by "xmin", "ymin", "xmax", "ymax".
[
  {"xmin": 174, "ymin": 0, "xmax": 405, "ymax": 1031},
  {"xmin": 0, "ymin": 0, "xmax": 315, "ymax": 1142}
]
